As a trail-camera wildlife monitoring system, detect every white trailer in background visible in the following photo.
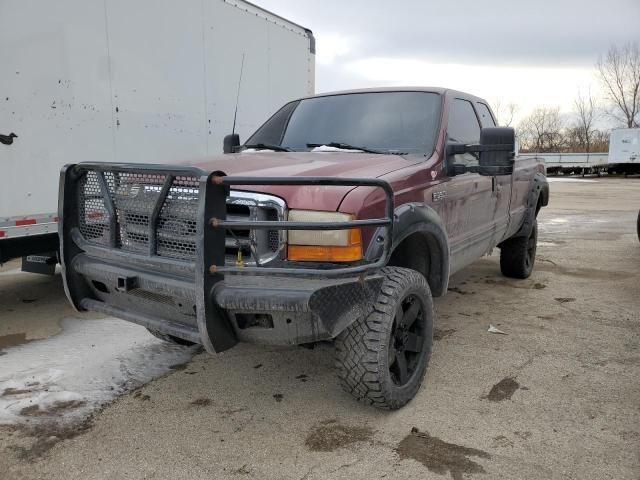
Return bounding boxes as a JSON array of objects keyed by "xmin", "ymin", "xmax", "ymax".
[
  {"xmin": 519, "ymin": 153, "xmax": 608, "ymax": 175},
  {"xmin": 0, "ymin": 0, "xmax": 315, "ymax": 268},
  {"xmin": 521, "ymin": 128, "xmax": 640, "ymax": 176},
  {"xmin": 608, "ymin": 128, "xmax": 640, "ymax": 169}
]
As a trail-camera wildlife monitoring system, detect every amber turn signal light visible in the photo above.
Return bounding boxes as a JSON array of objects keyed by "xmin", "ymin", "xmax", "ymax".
[{"xmin": 288, "ymin": 228, "xmax": 363, "ymax": 262}]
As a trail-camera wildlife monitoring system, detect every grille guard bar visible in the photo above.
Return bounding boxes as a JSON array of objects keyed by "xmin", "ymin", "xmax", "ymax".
[
  {"xmin": 207, "ymin": 175, "xmax": 394, "ymax": 277},
  {"xmin": 60, "ymin": 164, "xmax": 394, "ymax": 277},
  {"xmin": 59, "ymin": 162, "xmax": 394, "ymax": 353}
]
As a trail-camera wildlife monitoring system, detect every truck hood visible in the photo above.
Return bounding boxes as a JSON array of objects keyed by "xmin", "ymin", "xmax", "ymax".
[{"xmin": 188, "ymin": 152, "xmax": 418, "ymax": 211}]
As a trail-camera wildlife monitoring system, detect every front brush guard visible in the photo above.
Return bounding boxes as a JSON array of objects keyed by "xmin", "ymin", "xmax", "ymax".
[{"xmin": 59, "ymin": 163, "xmax": 394, "ymax": 353}]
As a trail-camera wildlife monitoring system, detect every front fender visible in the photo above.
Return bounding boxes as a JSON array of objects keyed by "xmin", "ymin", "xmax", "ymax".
[{"xmin": 366, "ymin": 203, "xmax": 450, "ymax": 296}]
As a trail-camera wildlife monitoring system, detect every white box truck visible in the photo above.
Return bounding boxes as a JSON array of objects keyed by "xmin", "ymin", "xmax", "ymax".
[
  {"xmin": 609, "ymin": 128, "xmax": 640, "ymax": 163},
  {"xmin": 0, "ymin": 0, "xmax": 315, "ymax": 269},
  {"xmin": 608, "ymin": 128, "xmax": 640, "ymax": 176}
]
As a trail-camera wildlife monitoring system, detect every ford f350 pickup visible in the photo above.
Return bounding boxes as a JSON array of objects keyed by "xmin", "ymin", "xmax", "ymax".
[{"xmin": 59, "ymin": 88, "xmax": 548, "ymax": 409}]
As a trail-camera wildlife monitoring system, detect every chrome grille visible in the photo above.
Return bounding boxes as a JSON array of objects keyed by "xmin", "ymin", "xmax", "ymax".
[
  {"xmin": 76, "ymin": 169, "xmax": 285, "ymax": 264},
  {"xmin": 225, "ymin": 191, "xmax": 286, "ymax": 265}
]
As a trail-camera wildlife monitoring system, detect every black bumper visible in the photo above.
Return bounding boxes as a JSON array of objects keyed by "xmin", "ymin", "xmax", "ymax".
[
  {"xmin": 71, "ymin": 252, "xmax": 383, "ymax": 347},
  {"xmin": 59, "ymin": 163, "xmax": 393, "ymax": 353}
]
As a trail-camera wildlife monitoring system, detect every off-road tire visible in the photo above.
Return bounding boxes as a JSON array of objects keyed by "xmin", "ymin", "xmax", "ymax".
[
  {"xmin": 500, "ymin": 220, "xmax": 538, "ymax": 279},
  {"xmin": 335, "ymin": 267, "xmax": 434, "ymax": 410},
  {"xmin": 147, "ymin": 328, "xmax": 196, "ymax": 346}
]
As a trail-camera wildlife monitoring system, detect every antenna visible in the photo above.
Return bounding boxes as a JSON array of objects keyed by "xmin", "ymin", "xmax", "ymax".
[{"xmin": 232, "ymin": 53, "xmax": 245, "ymax": 135}]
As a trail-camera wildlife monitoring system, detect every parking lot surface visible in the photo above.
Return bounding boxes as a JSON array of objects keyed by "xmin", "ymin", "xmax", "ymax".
[{"xmin": 1, "ymin": 177, "xmax": 639, "ymax": 480}]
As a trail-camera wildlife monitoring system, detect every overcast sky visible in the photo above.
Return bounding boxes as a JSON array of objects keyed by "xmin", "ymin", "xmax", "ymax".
[{"xmin": 258, "ymin": 0, "xmax": 640, "ymax": 123}]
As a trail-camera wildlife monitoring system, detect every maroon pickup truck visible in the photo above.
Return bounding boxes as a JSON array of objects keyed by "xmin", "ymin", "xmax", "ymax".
[{"xmin": 59, "ymin": 88, "xmax": 548, "ymax": 409}]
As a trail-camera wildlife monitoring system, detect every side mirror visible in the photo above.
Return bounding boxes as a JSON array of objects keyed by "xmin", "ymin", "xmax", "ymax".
[
  {"xmin": 223, "ymin": 133, "xmax": 240, "ymax": 154},
  {"xmin": 477, "ymin": 127, "xmax": 515, "ymax": 176}
]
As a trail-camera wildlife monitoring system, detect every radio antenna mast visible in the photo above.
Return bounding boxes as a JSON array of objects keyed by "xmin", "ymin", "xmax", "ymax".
[{"xmin": 232, "ymin": 53, "xmax": 245, "ymax": 135}]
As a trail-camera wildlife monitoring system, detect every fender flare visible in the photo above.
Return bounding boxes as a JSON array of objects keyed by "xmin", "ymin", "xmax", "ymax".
[
  {"xmin": 511, "ymin": 172, "xmax": 549, "ymax": 239},
  {"xmin": 366, "ymin": 203, "xmax": 450, "ymax": 296}
]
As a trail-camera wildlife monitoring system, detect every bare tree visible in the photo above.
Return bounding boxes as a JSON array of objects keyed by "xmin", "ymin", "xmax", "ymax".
[
  {"xmin": 596, "ymin": 42, "xmax": 640, "ymax": 128},
  {"xmin": 517, "ymin": 107, "xmax": 565, "ymax": 152},
  {"xmin": 493, "ymin": 100, "xmax": 518, "ymax": 127},
  {"xmin": 572, "ymin": 90, "xmax": 598, "ymax": 152},
  {"xmin": 564, "ymin": 126, "xmax": 585, "ymax": 152},
  {"xmin": 590, "ymin": 129, "xmax": 610, "ymax": 152}
]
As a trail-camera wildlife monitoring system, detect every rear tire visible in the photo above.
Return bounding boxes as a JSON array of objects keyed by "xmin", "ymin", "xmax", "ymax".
[
  {"xmin": 500, "ymin": 220, "xmax": 538, "ymax": 279},
  {"xmin": 335, "ymin": 267, "xmax": 434, "ymax": 410},
  {"xmin": 147, "ymin": 329, "xmax": 196, "ymax": 346}
]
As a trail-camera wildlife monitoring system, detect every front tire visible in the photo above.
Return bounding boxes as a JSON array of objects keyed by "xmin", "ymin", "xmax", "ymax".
[
  {"xmin": 500, "ymin": 220, "xmax": 538, "ymax": 279},
  {"xmin": 335, "ymin": 267, "xmax": 434, "ymax": 410}
]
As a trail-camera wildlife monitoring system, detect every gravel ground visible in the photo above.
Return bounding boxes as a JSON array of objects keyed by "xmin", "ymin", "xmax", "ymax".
[{"xmin": 1, "ymin": 177, "xmax": 639, "ymax": 480}]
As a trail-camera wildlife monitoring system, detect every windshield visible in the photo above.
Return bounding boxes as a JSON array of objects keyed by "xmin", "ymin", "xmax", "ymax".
[{"xmin": 245, "ymin": 91, "xmax": 442, "ymax": 155}]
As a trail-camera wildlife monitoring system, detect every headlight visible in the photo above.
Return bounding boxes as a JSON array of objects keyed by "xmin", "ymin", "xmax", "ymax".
[{"xmin": 287, "ymin": 210, "xmax": 363, "ymax": 262}]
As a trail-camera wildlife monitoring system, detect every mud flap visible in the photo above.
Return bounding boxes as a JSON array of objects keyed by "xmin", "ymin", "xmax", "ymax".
[
  {"xmin": 308, "ymin": 276, "xmax": 384, "ymax": 337},
  {"xmin": 22, "ymin": 252, "xmax": 57, "ymax": 275}
]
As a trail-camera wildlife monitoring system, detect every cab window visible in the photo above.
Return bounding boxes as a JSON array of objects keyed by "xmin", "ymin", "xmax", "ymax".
[
  {"xmin": 476, "ymin": 103, "xmax": 496, "ymax": 127},
  {"xmin": 448, "ymin": 99, "xmax": 481, "ymax": 166}
]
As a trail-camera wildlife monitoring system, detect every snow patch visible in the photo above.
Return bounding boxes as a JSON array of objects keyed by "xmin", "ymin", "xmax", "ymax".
[
  {"xmin": 547, "ymin": 177, "xmax": 597, "ymax": 183},
  {"xmin": 545, "ymin": 217, "xmax": 569, "ymax": 224},
  {"xmin": 0, "ymin": 318, "xmax": 196, "ymax": 427},
  {"xmin": 242, "ymin": 148, "xmax": 276, "ymax": 153},
  {"xmin": 538, "ymin": 241, "xmax": 560, "ymax": 247},
  {"xmin": 311, "ymin": 145, "xmax": 364, "ymax": 153}
]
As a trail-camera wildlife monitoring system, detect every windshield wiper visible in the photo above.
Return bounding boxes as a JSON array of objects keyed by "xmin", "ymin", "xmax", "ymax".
[
  {"xmin": 307, "ymin": 142, "xmax": 406, "ymax": 155},
  {"xmin": 242, "ymin": 143, "xmax": 291, "ymax": 152}
]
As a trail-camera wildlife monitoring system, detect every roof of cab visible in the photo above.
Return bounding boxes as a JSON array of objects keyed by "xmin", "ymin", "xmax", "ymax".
[{"xmin": 297, "ymin": 87, "xmax": 487, "ymax": 104}]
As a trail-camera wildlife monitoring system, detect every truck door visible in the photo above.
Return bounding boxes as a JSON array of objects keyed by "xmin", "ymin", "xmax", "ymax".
[
  {"xmin": 444, "ymin": 98, "xmax": 495, "ymax": 274},
  {"xmin": 475, "ymin": 102, "xmax": 513, "ymax": 244}
]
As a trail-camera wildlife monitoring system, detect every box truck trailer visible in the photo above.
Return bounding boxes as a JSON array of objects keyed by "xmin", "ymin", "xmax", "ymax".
[
  {"xmin": 608, "ymin": 128, "xmax": 640, "ymax": 176},
  {"xmin": 0, "ymin": 0, "xmax": 315, "ymax": 269}
]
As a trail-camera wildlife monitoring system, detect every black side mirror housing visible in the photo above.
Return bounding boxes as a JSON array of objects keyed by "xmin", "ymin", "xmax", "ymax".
[
  {"xmin": 446, "ymin": 127, "xmax": 515, "ymax": 176},
  {"xmin": 223, "ymin": 133, "xmax": 240, "ymax": 154},
  {"xmin": 477, "ymin": 127, "xmax": 515, "ymax": 176}
]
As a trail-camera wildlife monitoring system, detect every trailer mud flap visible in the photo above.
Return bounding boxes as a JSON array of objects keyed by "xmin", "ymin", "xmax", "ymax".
[{"xmin": 22, "ymin": 252, "xmax": 57, "ymax": 275}]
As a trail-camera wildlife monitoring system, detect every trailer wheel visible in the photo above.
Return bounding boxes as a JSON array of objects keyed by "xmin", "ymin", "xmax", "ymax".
[
  {"xmin": 147, "ymin": 328, "xmax": 196, "ymax": 346},
  {"xmin": 500, "ymin": 220, "xmax": 538, "ymax": 279},
  {"xmin": 335, "ymin": 267, "xmax": 433, "ymax": 410}
]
